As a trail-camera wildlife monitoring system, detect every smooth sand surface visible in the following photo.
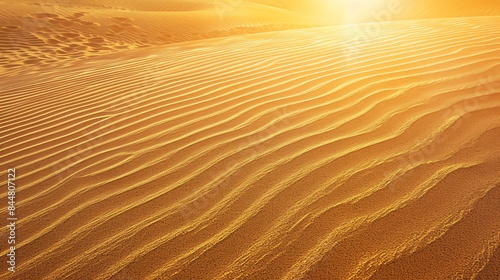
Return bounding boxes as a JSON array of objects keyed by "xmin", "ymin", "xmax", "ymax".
[{"xmin": 1, "ymin": 1, "xmax": 499, "ymax": 279}]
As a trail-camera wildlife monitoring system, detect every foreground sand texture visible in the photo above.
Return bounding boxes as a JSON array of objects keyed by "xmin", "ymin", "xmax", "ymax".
[
  {"xmin": 1, "ymin": 2, "xmax": 500, "ymax": 280},
  {"xmin": 1, "ymin": 16, "xmax": 500, "ymax": 279}
]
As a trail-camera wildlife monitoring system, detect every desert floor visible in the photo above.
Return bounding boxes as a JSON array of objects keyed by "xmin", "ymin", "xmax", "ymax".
[{"xmin": 1, "ymin": 1, "xmax": 499, "ymax": 279}]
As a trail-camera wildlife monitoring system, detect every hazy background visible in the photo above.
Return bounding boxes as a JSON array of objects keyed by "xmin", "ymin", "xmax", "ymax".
[{"xmin": 250, "ymin": 0, "xmax": 500, "ymax": 24}]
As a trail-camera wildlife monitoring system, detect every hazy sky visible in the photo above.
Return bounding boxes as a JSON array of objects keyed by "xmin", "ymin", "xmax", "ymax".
[{"xmin": 255, "ymin": 0, "xmax": 500, "ymax": 25}]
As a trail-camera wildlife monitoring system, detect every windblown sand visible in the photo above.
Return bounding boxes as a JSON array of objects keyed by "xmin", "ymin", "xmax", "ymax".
[
  {"xmin": 0, "ymin": 1, "xmax": 499, "ymax": 279},
  {"xmin": 0, "ymin": 0, "xmax": 316, "ymax": 72}
]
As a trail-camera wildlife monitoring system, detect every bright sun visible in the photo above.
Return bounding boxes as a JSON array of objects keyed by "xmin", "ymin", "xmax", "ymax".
[
  {"xmin": 290, "ymin": 0, "xmax": 403, "ymax": 25},
  {"xmin": 337, "ymin": 0, "xmax": 405, "ymax": 25}
]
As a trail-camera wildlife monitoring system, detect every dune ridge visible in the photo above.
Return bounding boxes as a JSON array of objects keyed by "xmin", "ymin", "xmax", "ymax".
[
  {"xmin": 3, "ymin": 0, "xmax": 500, "ymax": 74},
  {"xmin": 0, "ymin": 0, "xmax": 315, "ymax": 72},
  {"xmin": 1, "ymin": 13, "xmax": 500, "ymax": 280}
]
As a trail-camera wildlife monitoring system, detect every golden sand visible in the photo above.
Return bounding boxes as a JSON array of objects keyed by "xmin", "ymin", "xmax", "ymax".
[{"xmin": 0, "ymin": 1, "xmax": 499, "ymax": 279}]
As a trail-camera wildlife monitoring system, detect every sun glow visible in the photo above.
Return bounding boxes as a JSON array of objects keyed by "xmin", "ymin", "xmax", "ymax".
[
  {"xmin": 342, "ymin": 0, "xmax": 401, "ymax": 24},
  {"xmin": 293, "ymin": 0, "xmax": 403, "ymax": 25}
]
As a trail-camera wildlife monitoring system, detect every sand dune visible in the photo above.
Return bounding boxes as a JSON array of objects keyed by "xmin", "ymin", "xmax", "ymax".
[
  {"xmin": 3, "ymin": 0, "xmax": 500, "ymax": 73},
  {"xmin": 1, "ymin": 11, "xmax": 499, "ymax": 279},
  {"xmin": 0, "ymin": 0, "xmax": 315, "ymax": 72}
]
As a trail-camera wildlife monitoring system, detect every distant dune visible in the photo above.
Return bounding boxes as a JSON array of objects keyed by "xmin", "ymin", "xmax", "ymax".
[
  {"xmin": 2, "ymin": 0, "xmax": 500, "ymax": 72},
  {"xmin": 0, "ymin": 0, "xmax": 315, "ymax": 71},
  {"xmin": 1, "ymin": 1, "xmax": 500, "ymax": 279}
]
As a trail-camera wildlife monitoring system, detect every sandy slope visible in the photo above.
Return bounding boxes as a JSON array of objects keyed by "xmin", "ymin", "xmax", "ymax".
[
  {"xmin": 0, "ymin": 0, "xmax": 315, "ymax": 72},
  {"xmin": 1, "ymin": 14, "xmax": 499, "ymax": 279},
  {"xmin": 2, "ymin": 0, "xmax": 500, "ymax": 73}
]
